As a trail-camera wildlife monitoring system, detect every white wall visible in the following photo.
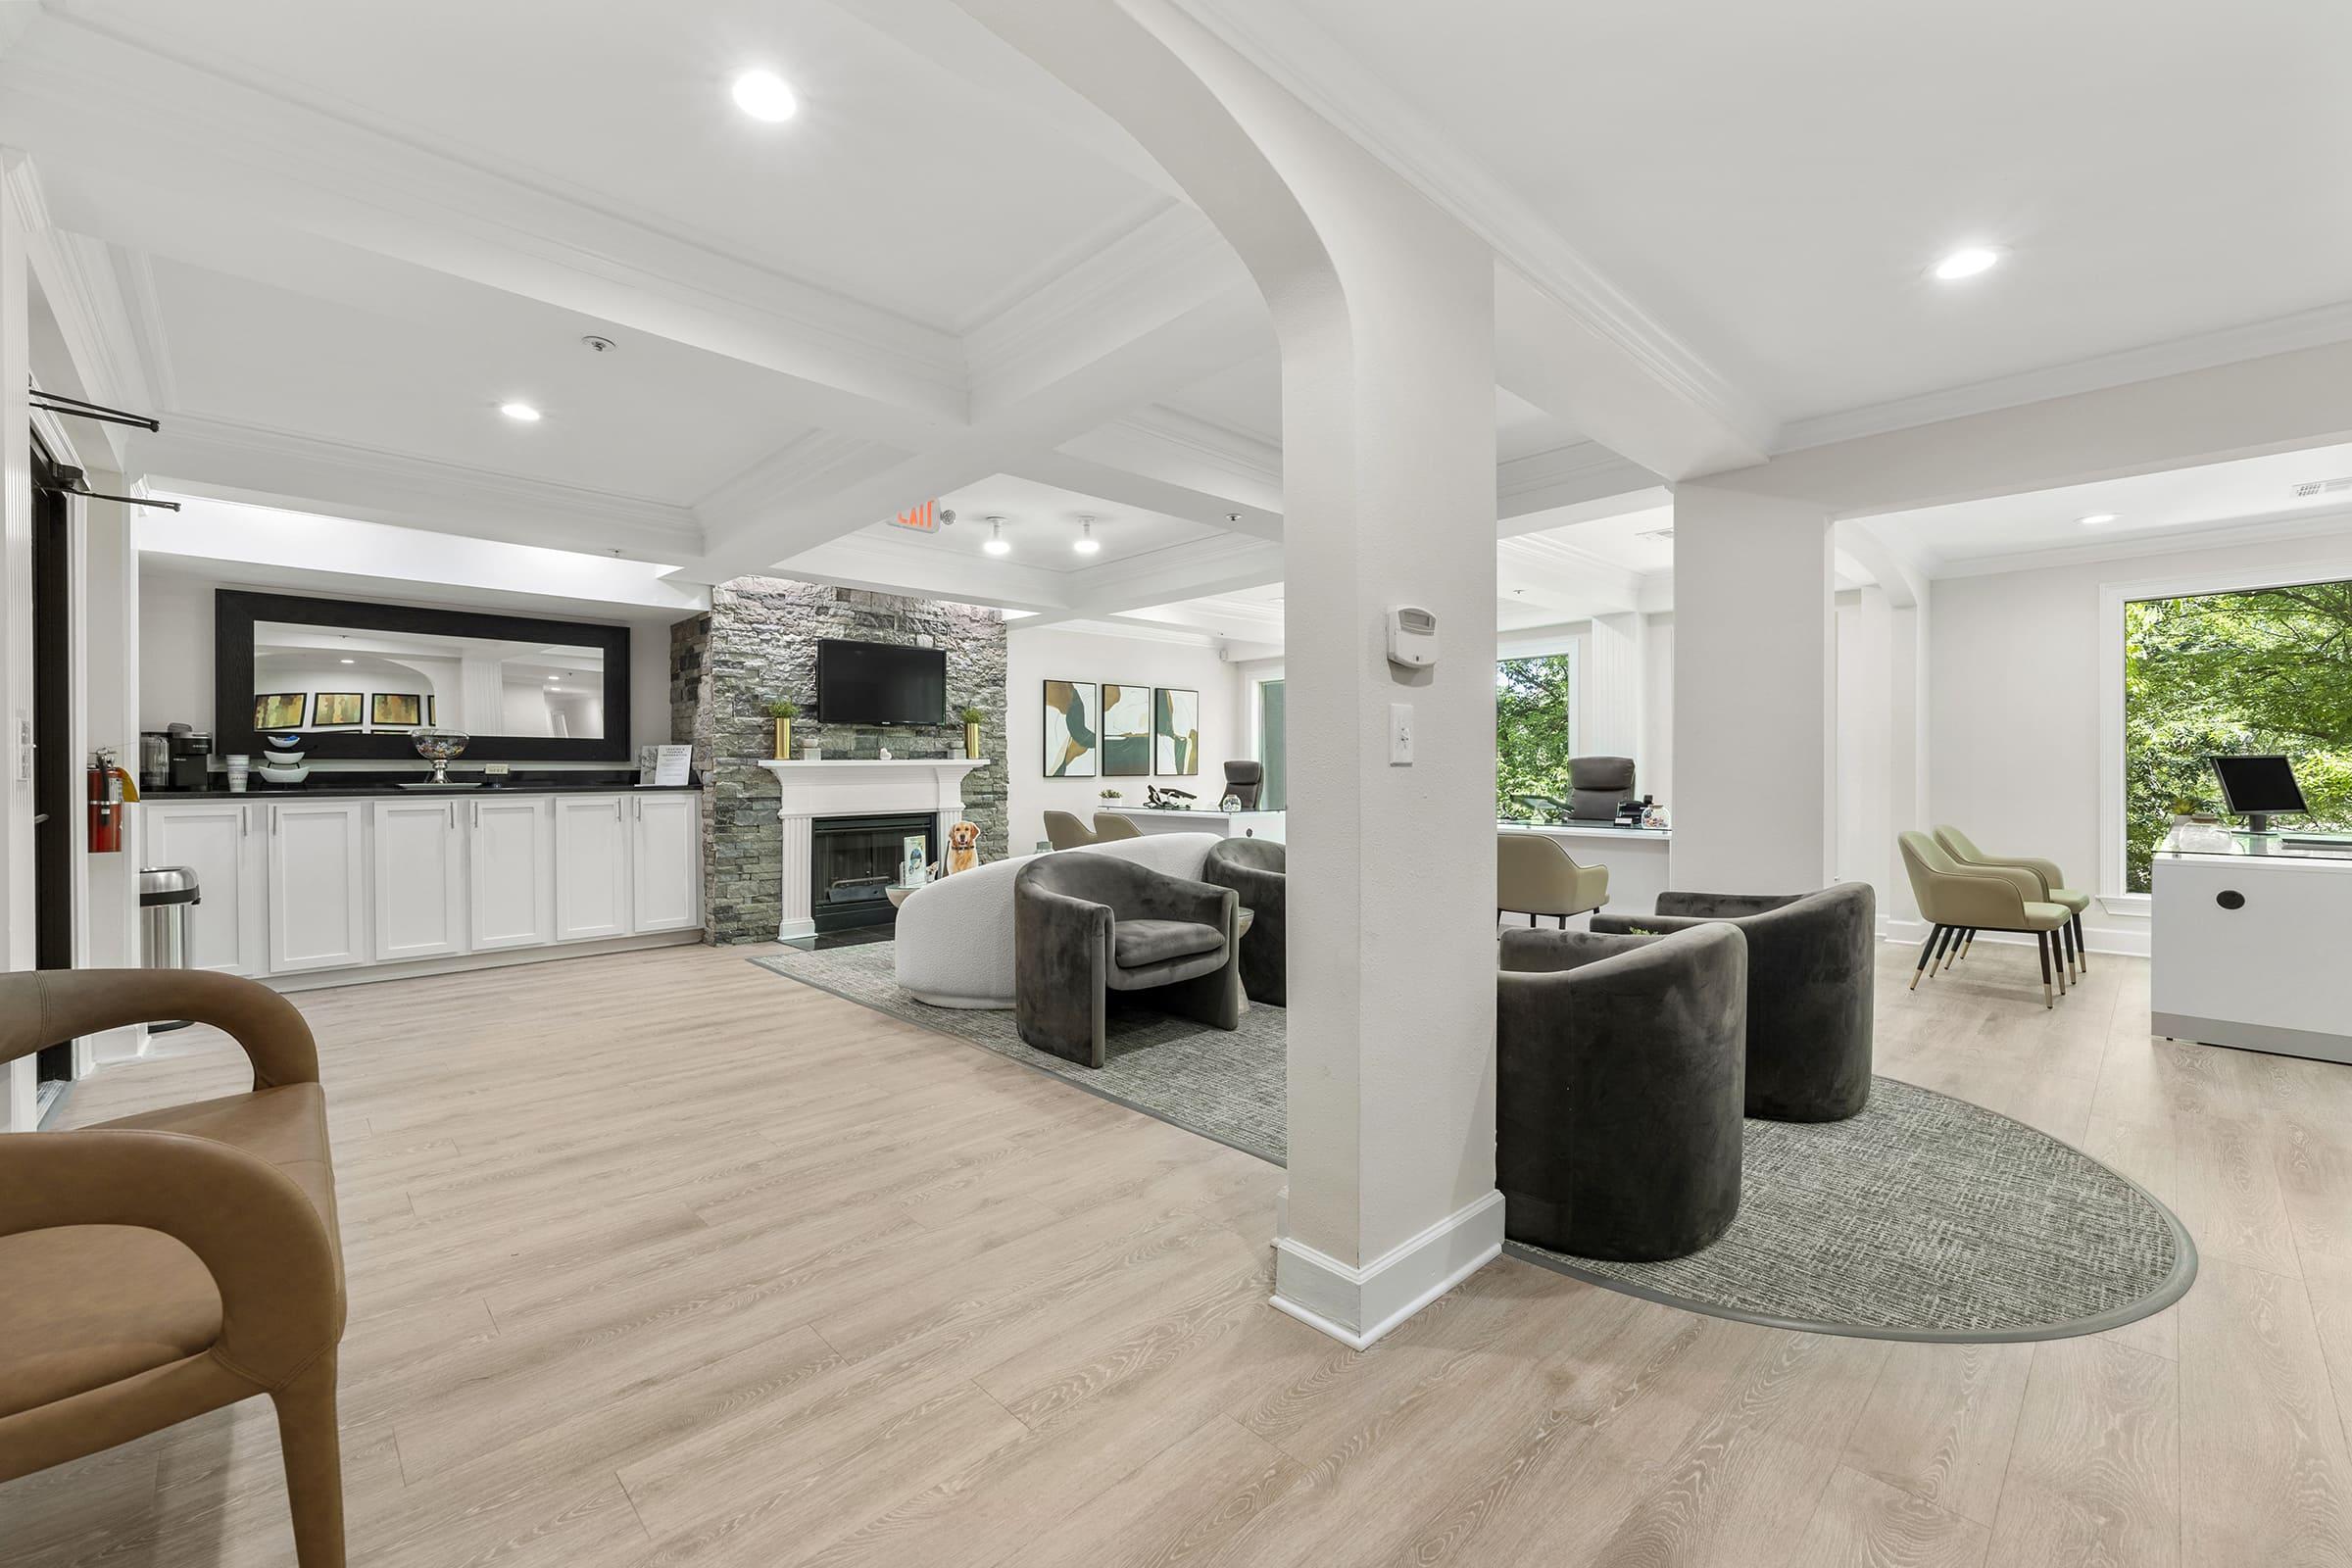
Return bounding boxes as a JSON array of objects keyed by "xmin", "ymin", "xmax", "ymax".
[
  {"xmin": 1004, "ymin": 625, "xmax": 1238, "ymax": 852},
  {"xmin": 1928, "ymin": 521, "xmax": 2352, "ymax": 955}
]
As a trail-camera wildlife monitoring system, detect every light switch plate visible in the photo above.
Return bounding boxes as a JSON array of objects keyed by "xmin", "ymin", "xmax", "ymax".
[{"xmin": 1389, "ymin": 703, "xmax": 1413, "ymax": 765}]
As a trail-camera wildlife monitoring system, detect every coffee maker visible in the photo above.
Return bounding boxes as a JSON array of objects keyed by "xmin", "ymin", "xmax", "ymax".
[{"xmin": 166, "ymin": 726, "xmax": 213, "ymax": 791}]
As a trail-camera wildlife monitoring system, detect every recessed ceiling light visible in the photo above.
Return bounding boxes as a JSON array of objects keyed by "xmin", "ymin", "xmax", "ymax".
[
  {"xmin": 1932, "ymin": 246, "xmax": 2002, "ymax": 281},
  {"xmin": 983, "ymin": 517, "xmax": 1010, "ymax": 557},
  {"xmin": 499, "ymin": 402, "xmax": 541, "ymax": 422},
  {"xmin": 1073, "ymin": 516, "xmax": 1101, "ymax": 556},
  {"xmin": 339, "ymin": 658, "xmax": 354, "ymax": 664},
  {"xmin": 731, "ymin": 68, "xmax": 798, "ymax": 122},
  {"xmin": 2079, "ymin": 513, "xmax": 2121, "ymax": 526}
]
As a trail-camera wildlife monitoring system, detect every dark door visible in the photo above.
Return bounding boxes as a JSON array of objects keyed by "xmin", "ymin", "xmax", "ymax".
[{"xmin": 30, "ymin": 435, "xmax": 75, "ymax": 1098}]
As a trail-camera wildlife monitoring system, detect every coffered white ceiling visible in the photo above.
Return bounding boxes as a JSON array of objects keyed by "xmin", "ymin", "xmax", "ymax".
[{"xmin": 8, "ymin": 0, "xmax": 2350, "ymax": 637}]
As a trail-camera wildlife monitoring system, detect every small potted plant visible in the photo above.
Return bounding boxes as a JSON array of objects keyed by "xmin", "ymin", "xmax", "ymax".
[
  {"xmin": 766, "ymin": 699, "xmax": 798, "ymax": 760},
  {"xmin": 956, "ymin": 705, "xmax": 986, "ymax": 761},
  {"xmin": 1100, "ymin": 788, "xmax": 1122, "ymax": 803}
]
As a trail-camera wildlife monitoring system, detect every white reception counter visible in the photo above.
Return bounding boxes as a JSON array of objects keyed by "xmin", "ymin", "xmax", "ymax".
[
  {"xmin": 2153, "ymin": 829, "xmax": 2352, "ymax": 1063},
  {"xmin": 1107, "ymin": 807, "xmax": 1286, "ymax": 842}
]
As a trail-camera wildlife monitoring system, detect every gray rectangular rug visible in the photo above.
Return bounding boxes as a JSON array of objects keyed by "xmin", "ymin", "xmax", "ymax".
[{"xmin": 749, "ymin": 942, "xmax": 1287, "ymax": 1164}]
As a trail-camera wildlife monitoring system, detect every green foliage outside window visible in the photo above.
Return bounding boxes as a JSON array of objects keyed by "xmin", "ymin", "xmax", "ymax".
[
  {"xmin": 1496, "ymin": 655, "xmax": 1574, "ymax": 819},
  {"xmin": 2124, "ymin": 581, "xmax": 2352, "ymax": 890}
]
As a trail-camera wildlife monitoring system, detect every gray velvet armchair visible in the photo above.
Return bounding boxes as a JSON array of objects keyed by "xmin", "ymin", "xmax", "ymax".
[
  {"xmin": 1201, "ymin": 837, "xmax": 1285, "ymax": 1005},
  {"xmin": 1497, "ymin": 924, "xmax": 1746, "ymax": 1261},
  {"xmin": 1592, "ymin": 882, "xmax": 1875, "ymax": 1121},
  {"xmin": 1013, "ymin": 854, "xmax": 1241, "ymax": 1067}
]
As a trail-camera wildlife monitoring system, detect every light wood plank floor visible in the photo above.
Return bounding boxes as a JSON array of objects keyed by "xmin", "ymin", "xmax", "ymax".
[{"xmin": 8, "ymin": 935, "xmax": 2352, "ymax": 1566}]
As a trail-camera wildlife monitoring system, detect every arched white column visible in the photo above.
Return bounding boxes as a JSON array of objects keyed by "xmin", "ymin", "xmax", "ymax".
[{"xmin": 954, "ymin": 0, "xmax": 1502, "ymax": 1347}]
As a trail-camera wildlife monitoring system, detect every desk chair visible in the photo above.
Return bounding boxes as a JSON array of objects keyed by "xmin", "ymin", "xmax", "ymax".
[
  {"xmin": 1043, "ymin": 810, "xmax": 1097, "ymax": 851},
  {"xmin": 1092, "ymin": 812, "xmax": 1144, "ymax": 843}
]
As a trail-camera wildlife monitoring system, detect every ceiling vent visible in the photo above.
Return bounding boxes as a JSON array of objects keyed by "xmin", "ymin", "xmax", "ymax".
[{"xmin": 2293, "ymin": 477, "xmax": 2352, "ymax": 500}]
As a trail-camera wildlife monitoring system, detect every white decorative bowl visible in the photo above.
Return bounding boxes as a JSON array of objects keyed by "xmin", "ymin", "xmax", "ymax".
[{"xmin": 258, "ymin": 764, "xmax": 310, "ymax": 785}]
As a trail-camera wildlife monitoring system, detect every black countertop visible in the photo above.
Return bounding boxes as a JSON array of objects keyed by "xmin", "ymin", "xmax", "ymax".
[{"xmin": 147, "ymin": 780, "xmax": 700, "ymax": 802}]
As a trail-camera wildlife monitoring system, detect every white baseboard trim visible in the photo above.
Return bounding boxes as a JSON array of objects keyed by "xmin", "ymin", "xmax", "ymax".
[
  {"xmin": 1882, "ymin": 917, "xmax": 2148, "ymax": 959},
  {"xmin": 263, "ymin": 930, "xmax": 705, "ymax": 993},
  {"xmin": 1270, "ymin": 1189, "xmax": 1504, "ymax": 1351}
]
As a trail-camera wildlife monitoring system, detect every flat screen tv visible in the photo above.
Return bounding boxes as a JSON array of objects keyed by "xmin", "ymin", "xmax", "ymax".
[{"xmin": 815, "ymin": 638, "xmax": 947, "ymax": 725}]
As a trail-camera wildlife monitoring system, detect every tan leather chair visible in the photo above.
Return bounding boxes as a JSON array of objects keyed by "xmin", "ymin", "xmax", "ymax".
[
  {"xmin": 1043, "ymin": 810, "xmax": 1098, "ymax": 851},
  {"xmin": 1898, "ymin": 831, "xmax": 2072, "ymax": 1008},
  {"xmin": 0, "ymin": 969, "xmax": 347, "ymax": 1567},
  {"xmin": 1092, "ymin": 811, "xmax": 1144, "ymax": 843},
  {"xmin": 1933, "ymin": 825, "xmax": 2090, "ymax": 980},
  {"xmin": 1497, "ymin": 831, "xmax": 1610, "ymax": 927}
]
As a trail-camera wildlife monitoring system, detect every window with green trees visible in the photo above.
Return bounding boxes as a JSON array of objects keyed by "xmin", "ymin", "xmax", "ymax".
[
  {"xmin": 2124, "ymin": 579, "xmax": 2352, "ymax": 891},
  {"xmin": 1496, "ymin": 653, "xmax": 1575, "ymax": 818}
]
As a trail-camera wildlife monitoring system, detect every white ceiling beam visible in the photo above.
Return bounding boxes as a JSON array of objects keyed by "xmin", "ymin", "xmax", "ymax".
[
  {"xmin": 1497, "ymin": 445, "xmax": 1664, "ymax": 527},
  {"xmin": 682, "ymin": 285, "xmax": 1270, "ymax": 581},
  {"xmin": 1173, "ymin": 0, "xmax": 1778, "ymax": 478},
  {"xmin": 0, "ymin": 18, "xmax": 970, "ymax": 436},
  {"xmin": 132, "ymin": 413, "xmax": 702, "ymax": 563},
  {"xmin": 1010, "ymin": 403, "xmax": 1282, "ymax": 539},
  {"xmin": 5, "ymin": 153, "xmax": 147, "ymax": 467},
  {"xmin": 768, "ymin": 531, "xmax": 1078, "ymax": 615},
  {"xmin": 1707, "ymin": 336, "xmax": 2352, "ymax": 519}
]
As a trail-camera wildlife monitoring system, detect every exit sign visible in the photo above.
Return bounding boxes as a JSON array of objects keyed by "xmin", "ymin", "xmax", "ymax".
[{"xmin": 891, "ymin": 499, "xmax": 940, "ymax": 532}]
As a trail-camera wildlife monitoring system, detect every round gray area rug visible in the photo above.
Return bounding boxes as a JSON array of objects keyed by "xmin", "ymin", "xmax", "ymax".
[{"xmin": 1509, "ymin": 1075, "xmax": 2195, "ymax": 1342}]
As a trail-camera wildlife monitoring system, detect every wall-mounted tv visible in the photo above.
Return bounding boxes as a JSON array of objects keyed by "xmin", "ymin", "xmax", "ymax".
[{"xmin": 815, "ymin": 638, "xmax": 947, "ymax": 725}]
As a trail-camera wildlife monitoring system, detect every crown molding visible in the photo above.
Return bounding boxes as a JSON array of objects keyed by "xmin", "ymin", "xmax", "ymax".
[
  {"xmin": 4, "ymin": 151, "xmax": 147, "ymax": 465},
  {"xmin": 1924, "ymin": 502, "xmax": 2352, "ymax": 583},
  {"xmin": 0, "ymin": 16, "xmax": 970, "ymax": 422},
  {"xmin": 693, "ymin": 429, "xmax": 908, "ymax": 525},
  {"xmin": 135, "ymin": 412, "xmax": 702, "ymax": 560},
  {"xmin": 1172, "ymin": 0, "xmax": 1776, "ymax": 457},
  {"xmin": 1781, "ymin": 300, "xmax": 2352, "ymax": 456},
  {"xmin": 1019, "ymin": 614, "xmax": 1225, "ymax": 648},
  {"xmin": 1496, "ymin": 441, "xmax": 1659, "ymax": 520},
  {"xmin": 1105, "ymin": 405, "xmax": 1281, "ymax": 489}
]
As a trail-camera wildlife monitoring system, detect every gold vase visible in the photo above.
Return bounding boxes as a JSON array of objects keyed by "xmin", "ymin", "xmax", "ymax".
[
  {"xmin": 963, "ymin": 721, "xmax": 980, "ymax": 760},
  {"xmin": 773, "ymin": 718, "xmax": 791, "ymax": 760}
]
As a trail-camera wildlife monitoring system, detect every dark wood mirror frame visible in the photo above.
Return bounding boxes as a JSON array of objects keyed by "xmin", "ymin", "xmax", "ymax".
[{"xmin": 214, "ymin": 589, "xmax": 632, "ymax": 762}]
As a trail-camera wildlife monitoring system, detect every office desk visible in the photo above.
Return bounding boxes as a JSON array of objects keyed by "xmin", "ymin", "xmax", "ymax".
[
  {"xmin": 2153, "ymin": 830, "xmax": 2352, "ymax": 1063},
  {"xmin": 1107, "ymin": 808, "xmax": 1286, "ymax": 842},
  {"xmin": 1500, "ymin": 821, "xmax": 1674, "ymax": 918}
]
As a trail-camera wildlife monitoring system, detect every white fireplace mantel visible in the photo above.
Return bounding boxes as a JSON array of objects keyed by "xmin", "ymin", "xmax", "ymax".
[{"xmin": 756, "ymin": 759, "xmax": 992, "ymax": 941}]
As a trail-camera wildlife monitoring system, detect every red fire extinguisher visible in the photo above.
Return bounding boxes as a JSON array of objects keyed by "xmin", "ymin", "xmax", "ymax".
[{"xmin": 88, "ymin": 747, "xmax": 139, "ymax": 855}]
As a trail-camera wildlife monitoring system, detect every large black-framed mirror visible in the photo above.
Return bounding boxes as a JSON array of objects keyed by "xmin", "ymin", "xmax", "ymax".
[{"xmin": 214, "ymin": 589, "xmax": 632, "ymax": 762}]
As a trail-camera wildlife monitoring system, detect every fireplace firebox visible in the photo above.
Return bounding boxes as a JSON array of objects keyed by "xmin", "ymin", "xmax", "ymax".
[{"xmin": 810, "ymin": 812, "xmax": 937, "ymax": 933}]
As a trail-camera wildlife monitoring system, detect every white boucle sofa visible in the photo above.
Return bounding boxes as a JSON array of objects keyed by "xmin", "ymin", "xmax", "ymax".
[{"xmin": 893, "ymin": 832, "xmax": 1223, "ymax": 1008}]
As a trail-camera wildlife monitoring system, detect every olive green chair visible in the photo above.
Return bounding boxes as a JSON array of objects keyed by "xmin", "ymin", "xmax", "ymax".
[
  {"xmin": 1933, "ymin": 826, "xmax": 2090, "ymax": 981},
  {"xmin": 1043, "ymin": 810, "xmax": 1098, "ymax": 851},
  {"xmin": 1498, "ymin": 831, "xmax": 1610, "ymax": 927},
  {"xmin": 1091, "ymin": 812, "xmax": 1145, "ymax": 843},
  {"xmin": 1898, "ymin": 831, "xmax": 2074, "ymax": 1007}
]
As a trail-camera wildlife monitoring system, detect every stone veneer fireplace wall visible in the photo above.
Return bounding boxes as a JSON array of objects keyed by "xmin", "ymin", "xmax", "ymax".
[{"xmin": 670, "ymin": 576, "xmax": 1008, "ymax": 943}]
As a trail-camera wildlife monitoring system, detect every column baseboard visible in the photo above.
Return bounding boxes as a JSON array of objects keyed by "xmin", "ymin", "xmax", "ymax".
[{"xmin": 1271, "ymin": 1189, "xmax": 1504, "ymax": 1351}]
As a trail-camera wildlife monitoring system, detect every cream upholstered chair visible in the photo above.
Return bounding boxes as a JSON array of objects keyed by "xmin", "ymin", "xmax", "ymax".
[
  {"xmin": 1898, "ymin": 831, "xmax": 2073, "ymax": 1008},
  {"xmin": 1497, "ymin": 831, "xmax": 1610, "ymax": 927},
  {"xmin": 1, "ymin": 969, "xmax": 347, "ymax": 1567},
  {"xmin": 1933, "ymin": 825, "xmax": 2090, "ymax": 980},
  {"xmin": 1092, "ymin": 812, "xmax": 1144, "ymax": 843},
  {"xmin": 1043, "ymin": 810, "xmax": 1097, "ymax": 851}
]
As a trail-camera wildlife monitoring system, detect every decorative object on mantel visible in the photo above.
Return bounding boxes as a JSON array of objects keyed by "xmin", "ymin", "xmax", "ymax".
[
  {"xmin": 957, "ymin": 705, "xmax": 985, "ymax": 762},
  {"xmin": 945, "ymin": 819, "xmax": 983, "ymax": 875},
  {"xmin": 878, "ymin": 745, "xmax": 894, "ymax": 760},
  {"xmin": 1043, "ymin": 679, "xmax": 1098, "ymax": 777},
  {"xmin": 766, "ymin": 699, "xmax": 798, "ymax": 760},
  {"xmin": 802, "ymin": 738, "xmax": 822, "ymax": 760}
]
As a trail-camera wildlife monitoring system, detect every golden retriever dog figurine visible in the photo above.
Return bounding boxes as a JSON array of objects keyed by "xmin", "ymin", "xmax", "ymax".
[{"xmin": 944, "ymin": 819, "xmax": 983, "ymax": 876}]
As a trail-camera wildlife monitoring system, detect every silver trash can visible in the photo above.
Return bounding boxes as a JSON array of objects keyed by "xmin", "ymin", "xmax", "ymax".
[{"xmin": 139, "ymin": 865, "xmax": 201, "ymax": 1033}]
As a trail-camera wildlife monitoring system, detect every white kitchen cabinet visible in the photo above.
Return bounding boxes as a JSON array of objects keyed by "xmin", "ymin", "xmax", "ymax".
[
  {"xmin": 468, "ymin": 795, "xmax": 556, "ymax": 951},
  {"xmin": 267, "ymin": 800, "xmax": 368, "ymax": 972},
  {"xmin": 143, "ymin": 801, "xmax": 267, "ymax": 975},
  {"xmin": 554, "ymin": 793, "xmax": 631, "ymax": 942},
  {"xmin": 630, "ymin": 792, "xmax": 701, "ymax": 934},
  {"xmin": 372, "ymin": 799, "xmax": 467, "ymax": 962}
]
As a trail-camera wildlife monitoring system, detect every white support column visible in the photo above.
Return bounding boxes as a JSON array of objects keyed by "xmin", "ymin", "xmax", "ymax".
[
  {"xmin": 775, "ymin": 811, "xmax": 814, "ymax": 942},
  {"xmin": 1669, "ymin": 480, "xmax": 1836, "ymax": 895}
]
